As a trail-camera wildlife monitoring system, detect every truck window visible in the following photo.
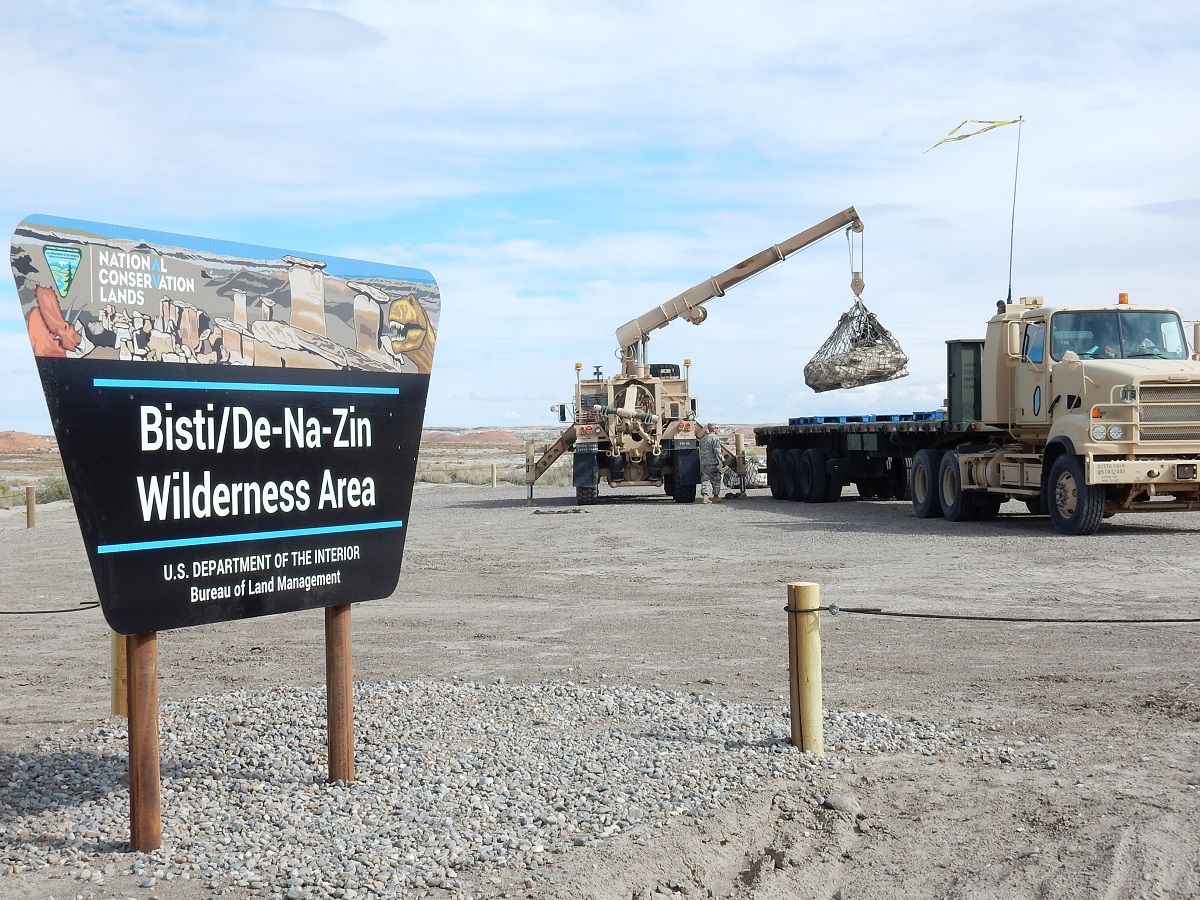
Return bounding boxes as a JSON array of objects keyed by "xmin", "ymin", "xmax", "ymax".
[
  {"xmin": 1023, "ymin": 321, "xmax": 1045, "ymax": 363},
  {"xmin": 1050, "ymin": 310, "xmax": 1188, "ymax": 361}
]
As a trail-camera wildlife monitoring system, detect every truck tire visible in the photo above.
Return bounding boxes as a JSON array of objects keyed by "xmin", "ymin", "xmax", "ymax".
[
  {"xmin": 855, "ymin": 480, "xmax": 878, "ymax": 499},
  {"xmin": 823, "ymin": 463, "xmax": 844, "ymax": 503},
  {"xmin": 576, "ymin": 485, "xmax": 599, "ymax": 505},
  {"xmin": 672, "ymin": 480, "xmax": 697, "ymax": 504},
  {"xmin": 1048, "ymin": 455, "xmax": 1105, "ymax": 535},
  {"xmin": 767, "ymin": 449, "xmax": 786, "ymax": 500},
  {"xmin": 799, "ymin": 448, "xmax": 829, "ymax": 502},
  {"xmin": 783, "ymin": 449, "xmax": 805, "ymax": 501},
  {"xmin": 938, "ymin": 450, "xmax": 980, "ymax": 521},
  {"xmin": 1025, "ymin": 497, "xmax": 1044, "ymax": 515},
  {"xmin": 663, "ymin": 473, "xmax": 675, "ymax": 496},
  {"xmin": 911, "ymin": 449, "xmax": 944, "ymax": 518}
]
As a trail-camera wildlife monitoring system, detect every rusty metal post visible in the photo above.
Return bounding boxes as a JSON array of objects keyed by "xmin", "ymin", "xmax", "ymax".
[
  {"xmin": 126, "ymin": 633, "xmax": 161, "ymax": 851},
  {"xmin": 325, "ymin": 604, "xmax": 355, "ymax": 782}
]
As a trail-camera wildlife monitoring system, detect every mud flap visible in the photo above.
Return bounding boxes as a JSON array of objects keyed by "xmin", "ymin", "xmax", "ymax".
[
  {"xmin": 672, "ymin": 447, "xmax": 701, "ymax": 485},
  {"xmin": 573, "ymin": 448, "xmax": 599, "ymax": 487}
]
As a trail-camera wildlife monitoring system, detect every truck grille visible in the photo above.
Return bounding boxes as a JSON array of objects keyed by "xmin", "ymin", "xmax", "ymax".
[{"xmin": 1139, "ymin": 384, "xmax": 1200, "ymax": 441}]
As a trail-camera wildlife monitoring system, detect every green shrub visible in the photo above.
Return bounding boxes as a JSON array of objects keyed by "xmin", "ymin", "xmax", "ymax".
[{"xmin": 36, "ymin": 476, "xmax": 72, "ymax": 504}]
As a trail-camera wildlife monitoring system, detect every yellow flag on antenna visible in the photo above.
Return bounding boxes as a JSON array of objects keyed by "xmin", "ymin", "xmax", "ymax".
[{"xmin": 925, "ymin": 118, "xmax": 1021, "ymax": 153}]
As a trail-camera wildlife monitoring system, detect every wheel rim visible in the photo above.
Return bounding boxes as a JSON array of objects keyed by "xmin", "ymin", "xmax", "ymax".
[
  {"xmin": 1054, "ymin": 470, "xmax": 1078, "ymax": 518},
  {"xmin": 940, "ymin": 466, "xmax": 957, "ymax": 504},
  {"xmin": 913, "ymin": 464, "xmax": 929, "ymax": 503}
]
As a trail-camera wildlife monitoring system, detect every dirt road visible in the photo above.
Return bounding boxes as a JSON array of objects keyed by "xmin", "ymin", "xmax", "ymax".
[{"xmin": 2, "ymin": 479, "xmax": 1199, "ymax": 898}]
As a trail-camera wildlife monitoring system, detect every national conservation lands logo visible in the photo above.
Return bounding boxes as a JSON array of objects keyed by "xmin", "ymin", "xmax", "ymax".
[{"xmin": 42, "ymin": 245, "xmax": 81, "ymax": 298}]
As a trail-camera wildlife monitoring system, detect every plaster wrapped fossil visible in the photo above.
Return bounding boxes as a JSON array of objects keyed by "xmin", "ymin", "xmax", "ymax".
[{"xmin": 803, "ymin": 297, "xmax": 909, "ymax": 393}]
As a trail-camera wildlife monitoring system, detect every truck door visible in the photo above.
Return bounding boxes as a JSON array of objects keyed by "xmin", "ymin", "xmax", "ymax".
[{"xmin": 1012, "ymin": 319, "xmax": 1049, "ymax": 427}]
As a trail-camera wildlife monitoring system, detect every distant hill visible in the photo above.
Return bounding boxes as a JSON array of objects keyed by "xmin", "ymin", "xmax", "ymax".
[
  {"xmin": 0, "ymin": 431, "xmax": 57, "ymax": 454},
  {"xmin": 0, "ymin": 424, "xmax": 764, "ymax": 454}
]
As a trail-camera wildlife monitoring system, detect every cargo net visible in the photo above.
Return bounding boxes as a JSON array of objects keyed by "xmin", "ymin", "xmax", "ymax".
[{"xmin": 803, "ymin": 297, "xmax": 909, "ymax": 393}]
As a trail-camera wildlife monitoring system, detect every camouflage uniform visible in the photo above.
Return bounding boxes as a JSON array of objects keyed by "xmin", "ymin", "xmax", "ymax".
[{"xmin": 699, "ymin": 427, "xmax": 724, "ymax": 501}]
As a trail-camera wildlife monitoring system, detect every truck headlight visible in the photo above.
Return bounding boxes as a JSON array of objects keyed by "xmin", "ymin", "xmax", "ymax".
[
  {"xmin": 1090, "ymin": 424, "xmax": 1108, "ymax": 441},
  {"xmin": 1107, "ymin": 424, "xmax": 1125, "ymax": 440}
]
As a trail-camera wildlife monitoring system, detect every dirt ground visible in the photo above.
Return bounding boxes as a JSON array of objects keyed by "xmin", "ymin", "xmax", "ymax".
[{"xmin": 2, "ymin": 440, "xmax": 1200, "ymax": 899}]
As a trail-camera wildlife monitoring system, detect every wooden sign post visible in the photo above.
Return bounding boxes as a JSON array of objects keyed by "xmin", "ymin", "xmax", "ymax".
[
  {"xmin": 325, "ymin": 604, "xmax": 355, "ymax": 783},
  {"xmin": 126, "ymin": 633, "xmax": 161, "ymax": 852}
]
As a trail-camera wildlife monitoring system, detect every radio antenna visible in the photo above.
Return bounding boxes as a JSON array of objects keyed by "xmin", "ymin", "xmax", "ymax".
[{"xmin": 1006, "ymin": 116, "xmax": 1024, "ymax": 303}]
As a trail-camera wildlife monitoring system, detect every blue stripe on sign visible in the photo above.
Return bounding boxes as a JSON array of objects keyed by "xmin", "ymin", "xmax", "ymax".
[
  {"xmin": 97, "ymin": 519, "xmax": 405, "ymax": 555},
  {"xmin": 93, "ymin": 378, "xmax": 399, "ymax": 395}
]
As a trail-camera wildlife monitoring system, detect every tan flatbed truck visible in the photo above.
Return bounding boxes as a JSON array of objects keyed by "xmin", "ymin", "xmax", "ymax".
[{"xmin": 755, "ymin": 294, "xmax": 1200, "ymax": 534}]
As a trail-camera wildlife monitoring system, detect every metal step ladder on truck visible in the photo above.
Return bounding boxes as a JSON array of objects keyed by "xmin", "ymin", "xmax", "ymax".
[
  {"xmin": 755, "ymin": 293, "xmax": 1200, "ymax": 535},
  {"xmin": 525, "ymin": 208, "xmax": 866, "ymax": 505}
]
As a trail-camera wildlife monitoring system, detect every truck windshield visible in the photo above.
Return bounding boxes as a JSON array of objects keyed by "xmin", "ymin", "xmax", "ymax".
[{"xmin": 1049, "ymin": 310, "xmax": 1189, "ymax": 361}]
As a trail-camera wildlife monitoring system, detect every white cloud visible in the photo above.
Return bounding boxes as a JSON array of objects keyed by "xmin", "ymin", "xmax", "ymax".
[{"xmin": 3, "ymin": 0, "xmax": 1200, "ymax": 432}]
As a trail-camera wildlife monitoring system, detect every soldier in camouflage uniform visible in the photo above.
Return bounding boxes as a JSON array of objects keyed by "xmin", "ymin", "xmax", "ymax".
[{"xmin": 699, "ymin": 423, "xmax": 724, "ymax": 503}]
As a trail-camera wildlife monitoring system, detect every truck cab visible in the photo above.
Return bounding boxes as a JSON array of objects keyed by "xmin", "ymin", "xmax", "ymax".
[{"xmin": 966, "ymin": 295, "xmax": 1200, "ymax": 532}]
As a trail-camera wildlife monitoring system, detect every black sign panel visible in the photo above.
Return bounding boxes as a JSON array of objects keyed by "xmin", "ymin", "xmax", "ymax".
[{"xmin": 10, "ymin": 216, "xmax": 441, "ymax": 634}]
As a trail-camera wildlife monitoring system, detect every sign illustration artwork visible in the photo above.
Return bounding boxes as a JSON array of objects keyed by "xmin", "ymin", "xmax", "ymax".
[{"xmin": 10, "ymin": 216, "xmax": 441, "ymax": 634}]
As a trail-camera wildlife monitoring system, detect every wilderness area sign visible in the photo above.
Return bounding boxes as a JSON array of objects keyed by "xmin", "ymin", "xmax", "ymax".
[{"xmin": 10, "ymin": 215, "xmax": 441, "ymax": 634}]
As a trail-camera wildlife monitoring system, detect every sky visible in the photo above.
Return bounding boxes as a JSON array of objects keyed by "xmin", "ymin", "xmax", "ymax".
[{"xmin": 2, "ymin": 0, "xmax": 1199, "ymax": 432}]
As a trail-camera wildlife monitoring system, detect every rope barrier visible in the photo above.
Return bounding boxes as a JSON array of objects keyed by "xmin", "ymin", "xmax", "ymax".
[
  {"xmin": 0, "ymin": 603, "xmax": 100, "ymax": 616},
  {"xmin": 785, "ymin": 604, "xmax": 1200, "ymax": 625}
]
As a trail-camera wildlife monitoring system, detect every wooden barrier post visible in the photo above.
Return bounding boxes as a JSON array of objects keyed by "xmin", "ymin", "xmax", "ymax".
[
  {"xmin": 786, "ymin": 582, "xmax": 825, "ymax": 755},
  {"xmin": 491, "ymin": 463, "xmax": 498, "ymax": 488},
  {"xmin": 126, "ymin": 633, "xmax": 161, "ymax": 851},
  {"xmin": 25, "ymin": 486, "xmax": 35, "ymax": 528},
  {"xmin": 325, "ymin": 604, "xmax": 355, "ymax": 783},
  {"xmin": 111, "ymin": 632, "xmax": 128, "ymax": 718}
]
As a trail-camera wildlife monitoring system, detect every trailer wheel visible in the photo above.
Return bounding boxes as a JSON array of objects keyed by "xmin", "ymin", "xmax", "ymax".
[
  {"xmin": 1048, "ymin": 455, "xmax": 1104, "ymax": 535},
  {"xmin": 576, "ymin": 485, "xmax": 599, "ymax": 505},
  {"xmin": 767, "ymin": 449, "xmax": 786, "ymax": 500},
  {"xmin": 911, "ymin": 449, "xmax": 944, "ymax": 518},
  {"xmin": 938, "ymin": 451, "xmax": 980, "ymax": 521},
  {"xmin": 823, "ymin": 463, "xmax": 843, "ymax": 503},
  {"xmin": 782, "ymin": 449, "xmax": 805, "ymax": 501},
  {"xmin": 799, "ymin": 448, "xmax": 830, "ymax": 502}
]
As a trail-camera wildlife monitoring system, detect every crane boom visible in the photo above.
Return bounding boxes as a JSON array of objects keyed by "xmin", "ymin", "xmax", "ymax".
[{"xmin": 614, "ymin": 206, "xmax": 863, "ymax": 376}]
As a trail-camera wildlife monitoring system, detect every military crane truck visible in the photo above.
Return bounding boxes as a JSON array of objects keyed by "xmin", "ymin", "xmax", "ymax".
[
  {"xmin": 526, "ymin": 207, "xmax": 864, "ymax": 505},
  {"xmin": 755, "ymin": 293, "xmax": 1200, "ymax": 535}
]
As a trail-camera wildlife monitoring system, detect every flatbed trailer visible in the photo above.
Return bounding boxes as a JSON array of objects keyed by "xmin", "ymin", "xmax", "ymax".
[
  {"xmin": 754, "ymin": 411, "xmax": 1005, "ymax": 502},
  {"xmin": 754, "ymin": 340, "xmax": 1005, "ymax": 503}
]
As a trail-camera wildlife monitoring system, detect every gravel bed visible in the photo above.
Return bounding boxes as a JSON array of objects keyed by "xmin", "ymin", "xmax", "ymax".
[{"xmin": 0, "ymin": 680, "xmax": 1025, "ymax": 897}]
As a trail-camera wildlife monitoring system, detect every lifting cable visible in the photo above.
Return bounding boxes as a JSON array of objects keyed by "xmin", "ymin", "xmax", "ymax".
[{"xmin": 786, "ymin": 604, "xmax": 1200, "ymax": 625}]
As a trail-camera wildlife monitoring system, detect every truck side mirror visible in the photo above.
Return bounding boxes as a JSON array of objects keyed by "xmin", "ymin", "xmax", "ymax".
[{"xmin": 1006, "ymin": 321, "xmax": 1022, "ymax": 359}]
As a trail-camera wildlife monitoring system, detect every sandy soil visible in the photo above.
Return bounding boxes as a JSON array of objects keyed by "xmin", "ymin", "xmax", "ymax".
[{"xmin": 2, "ymin": 450, "xmax": 1200, "ymax": 899}]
